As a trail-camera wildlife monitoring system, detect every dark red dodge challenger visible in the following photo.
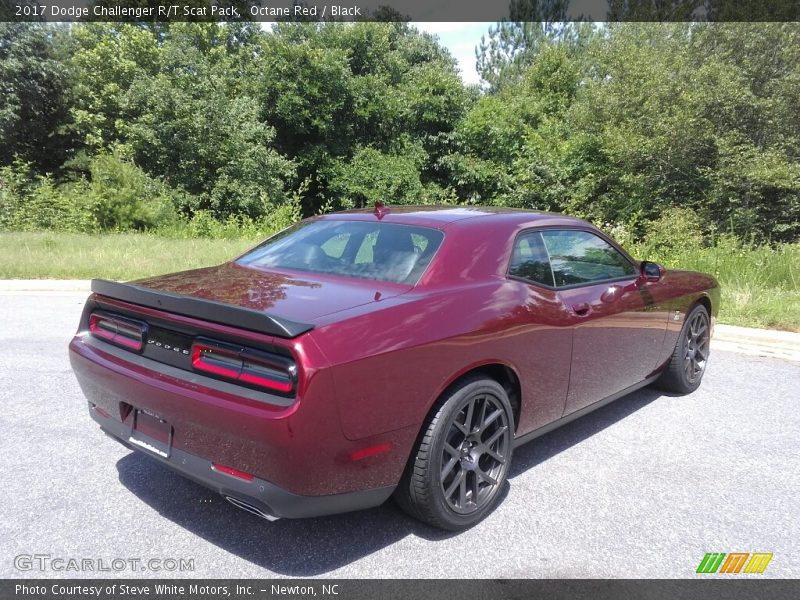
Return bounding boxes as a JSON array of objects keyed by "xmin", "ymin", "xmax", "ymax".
[{"xmin": 70, "ymin": 205, "xmax": 719, "ymax": 530}]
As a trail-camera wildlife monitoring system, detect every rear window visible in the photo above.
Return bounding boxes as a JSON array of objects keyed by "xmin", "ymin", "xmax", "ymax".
[{"xmin": 237, "ymin": 220, "xmax": 445, "ymax": 285}]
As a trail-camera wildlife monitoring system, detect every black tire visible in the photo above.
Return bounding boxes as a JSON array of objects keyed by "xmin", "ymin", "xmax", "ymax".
[
  {"xmin": 395, "ymin": 376, "xmax": 514, "ymax": 531},
  {"xmin": 656, "ymin": 303, "xmax": 711, "ymax": 394}
]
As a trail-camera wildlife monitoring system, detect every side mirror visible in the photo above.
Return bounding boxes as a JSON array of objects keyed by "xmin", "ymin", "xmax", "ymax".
[{"xmin": 640, "ymin": 261, "xmax": 663, "ymax": 283}]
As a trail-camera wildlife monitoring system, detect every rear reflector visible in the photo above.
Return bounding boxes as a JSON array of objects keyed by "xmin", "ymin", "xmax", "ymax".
[
  {"xmin": 89, "ymin": 312, "xmax": 146, "ymax": 352},
  {"xmin": 350, "ymin": 442, "xmax": 393, "ymax": 461},
  {"xmin": 91, "ymin": 404, "xmax": 111, "ymax": 418},
  {"xmin": 212, "ymin": 463, "xmax": 255, "ymax": 482},
  {"xmin": 191, "ymin": 339, "xmax": 295, "ymax": 394}
]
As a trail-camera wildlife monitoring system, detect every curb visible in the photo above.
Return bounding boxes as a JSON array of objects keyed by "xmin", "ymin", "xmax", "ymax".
[
  {"xmin": 712, "ymin": 324, "xmax": 800, "ymax": 363},
  {"xmin": 0, "ymin": 279, "xmax": 91, "ymax": 292},
  {"xmin": 0, "ymin": 280, "xmax": 797, "ymax": 362}
]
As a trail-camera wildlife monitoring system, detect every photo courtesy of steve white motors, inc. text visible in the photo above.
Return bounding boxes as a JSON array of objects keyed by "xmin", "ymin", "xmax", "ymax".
[{"xmin": 14, "ymin": 583, "xmax": 341, "ymax": 597}]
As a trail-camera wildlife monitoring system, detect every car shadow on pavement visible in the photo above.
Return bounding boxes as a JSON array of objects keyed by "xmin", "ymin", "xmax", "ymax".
[
  {"xmin": 116, "ymin": 386, "xmax": 663, "ymax": 576},
  {"xmin": 115, "ymin": 452, "xmax": 458, "ymax": 576}
]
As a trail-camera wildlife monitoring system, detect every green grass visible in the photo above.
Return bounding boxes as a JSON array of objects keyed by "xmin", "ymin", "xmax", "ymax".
[
  {"xmin": 1, "ymin": 231, "xmax": 798, "ymax": 331},
  {"xmin": 632, "ymin": 242, "xmax": 800, "ymax": 331},
  {"xmin": 0, "ymin": 231, "xmax": 258, "ymax": 280}
]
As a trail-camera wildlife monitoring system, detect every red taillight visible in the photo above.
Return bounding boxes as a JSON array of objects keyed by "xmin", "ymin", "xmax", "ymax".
[
  {"xmin": 89, "ymin": 312, "xmax": 145, "ymax": 352},
  {"xmin": 238, "ymin": 361, "xmax": 294, "ymax": 393},
  {"xmin": 212, "ymin": 463, "xmax": 255, "ymax": 481},
  {"xmin": 191, "ymin": 344, "xmax": 241, "ymax": 379},
  {"xmin": 191, "ymin": 339, "xmax": 295, "ymax": 394}
]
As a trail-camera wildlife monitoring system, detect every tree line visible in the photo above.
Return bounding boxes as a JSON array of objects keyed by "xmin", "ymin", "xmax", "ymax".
[{"xmin": 1, "ymin": 21, "xmax": 798, "ymax": 243}]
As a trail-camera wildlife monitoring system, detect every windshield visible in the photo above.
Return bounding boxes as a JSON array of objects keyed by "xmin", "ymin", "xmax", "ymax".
[{"xmin": 237, "ymin": 220, "xmax": 445, "ymax": 285}]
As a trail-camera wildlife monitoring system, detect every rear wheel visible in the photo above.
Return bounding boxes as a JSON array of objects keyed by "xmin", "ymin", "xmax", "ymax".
[
  {"xmin": 656, "ymin": 304, "xmax": 711, "ymax": 394},
  {"xmin": 395, "ymin": 376, "xmax": 513, "ymax": 531}
]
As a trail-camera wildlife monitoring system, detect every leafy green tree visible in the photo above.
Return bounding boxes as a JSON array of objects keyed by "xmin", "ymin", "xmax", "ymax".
[
  {"xmin": 563, "ymin": 23, "xmax": 800, "ymax": 241},
  {"xmin": 444, "ymin": 42, "xmax": 581, "ymax": 206},
  {"xmin": 475, "ymin": 1, "xmax": 593, "ymax": 90},
  {"xmin": 67, "ymin": 23, "xmax": 159, "ymax": 151},
  {"xmin": 0, "ymin": 24, "xmax": 74, "ymax": 172},
  {"xmin": 606, "ymin": 0, "xmax": 701, "ymax": 21},
  {"xmin": 254, "ymin": 22, "xmax": 468, "ymax": 213},
  {"xmin": 1, "ymin": 21, "xmax": 798, "ymax": 244},
  {"xmin": 329, "ymin": 144, "xmax": 426, "ymax": 207},
  {"xmin": 124, "ymin": 23, "xmax": 293, "ymax": 219}
]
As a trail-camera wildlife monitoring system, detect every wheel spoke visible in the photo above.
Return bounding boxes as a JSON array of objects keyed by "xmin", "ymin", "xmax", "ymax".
[
  {"xmin": 485, "ymin": 446, "xmax": 506, "ymax": 463},
  {"xmin": 481, "ymin": 408, "xmax": 503, "ymax": 432},
  {"xmin": 478, "ymin": 397, "xmax": 489, "ymax": 430},
  {"xmin": 444, "ymin": 442, "xmax": 460, "ymax": 458},
  {"xmin": 470, "ymin": 470, "xmax": 479, "ymax": 502},
  {"xmin": 484, "ymin": 425, "xmax": 508, "ymax": 447},
  {"xmin": 445, "ymin": 469, "xmax": 464, "ymax": 499},
  {"xmin": 441, "ymin": 456, "xmax": 459, "ymax": 479},
  {"xmin": 464, "ymin": 399, "xmax": 475, "ymax": 433},
  {"xmin": 477, "ymin": 467, "xmax": 498, "ymax": 486},
  {"xmin": 458, "ymin": 471, "xmax": 468, "ymax": 507}
]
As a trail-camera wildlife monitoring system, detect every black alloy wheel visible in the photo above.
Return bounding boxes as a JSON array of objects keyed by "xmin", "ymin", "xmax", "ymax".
[
  {"xmin": 440, "ymin": 393, "xmax": 511, "ymax": 515},
  {"xmin": 656, "ymin": 303, "xmax": 711, "ymax": 394},
  {"xmin": 395, "ymin": 376, "xmax": 514, "ymax": 531},
  {"xmin": 683, "ymin": 308, "xmax": 710, "ymax": 384}
]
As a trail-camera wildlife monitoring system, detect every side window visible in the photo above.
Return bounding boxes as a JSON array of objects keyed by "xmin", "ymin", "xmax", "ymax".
[
  {"xmin": 509, "ymin": 231, "xmax": 555, "ymax": 287},
  {"xmin": 541, "ymin": 230, "xmax": 636, "ymax": 287}
]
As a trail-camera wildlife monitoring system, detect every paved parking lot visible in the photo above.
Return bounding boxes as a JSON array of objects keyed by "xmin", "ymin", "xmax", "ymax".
[{"xmin": 1, "ymin": 293, "xmax": 798, "ymax": 578}]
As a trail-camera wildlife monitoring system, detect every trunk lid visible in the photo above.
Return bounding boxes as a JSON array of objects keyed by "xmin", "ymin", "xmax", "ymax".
[{"xmin": 131, "ymin": 262, "xmax": 411, "ymax": 325}]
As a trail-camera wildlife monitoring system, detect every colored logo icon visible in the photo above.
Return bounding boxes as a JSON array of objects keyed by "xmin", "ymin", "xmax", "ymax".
[{"xmin": 696, "ymin": 553, "xmax": 773, "ymax": 574}]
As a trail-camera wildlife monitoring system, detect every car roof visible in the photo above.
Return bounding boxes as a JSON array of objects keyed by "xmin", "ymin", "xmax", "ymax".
[{"xmin": 315, "ymin": 205, "xmax": 592, "ymax": 230}]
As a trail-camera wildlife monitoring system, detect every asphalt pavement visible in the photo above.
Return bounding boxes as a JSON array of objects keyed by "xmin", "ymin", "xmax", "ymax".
[{"xmin": 1, "ymin": 292, "xmax": 798, "ymax": 578}]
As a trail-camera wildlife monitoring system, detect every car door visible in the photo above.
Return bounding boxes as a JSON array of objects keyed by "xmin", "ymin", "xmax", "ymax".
[
  {"xmin": 538, "ymin": 229, "xmax": 668, "ymax": 415},
  {"xmin": 507, "ymin": 231, "xmax": 574, "ymax": 432}
]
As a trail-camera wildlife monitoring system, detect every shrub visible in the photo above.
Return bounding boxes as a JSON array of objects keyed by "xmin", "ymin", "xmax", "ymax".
[
  {"xmin": 642, "ymin": 207, "xmax": 705, "ymax": 257},
  {"xmin": 0, "ymin": 161, "xmax": 95, "ymax": 232},
  {"xmin": 85, "ymin": 152, "xmax": 179, "ymax": 231}
]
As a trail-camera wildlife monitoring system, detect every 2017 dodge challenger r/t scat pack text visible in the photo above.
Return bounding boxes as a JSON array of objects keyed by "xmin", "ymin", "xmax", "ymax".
[{"xmin": 69, "ymin": 205, "xmax": 719, "ymax": 531}]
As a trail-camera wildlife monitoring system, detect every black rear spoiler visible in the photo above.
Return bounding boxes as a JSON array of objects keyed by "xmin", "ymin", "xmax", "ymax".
[{"xmin": 90, "ymin": 279, "xmax": 314, "ymax": 339}]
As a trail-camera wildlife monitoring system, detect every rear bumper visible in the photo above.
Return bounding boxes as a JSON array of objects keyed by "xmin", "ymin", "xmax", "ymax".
[
  {"xmin": 90, "ymin": 406, "xmax": 394, "ymax": 519},
  {"xmin": 70, "ymin": 334, "xmax": 414, "ymax": 506}
]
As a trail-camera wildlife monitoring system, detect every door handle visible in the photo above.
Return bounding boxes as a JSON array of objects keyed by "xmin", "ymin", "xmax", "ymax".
[{"xmin": 572, "ymin": 302, "xmax": 591, "ymax": 316}]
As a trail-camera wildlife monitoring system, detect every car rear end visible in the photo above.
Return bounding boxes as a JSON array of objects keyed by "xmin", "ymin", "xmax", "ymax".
[{"xmin": 69, "ymin": 281, "xmax": 397, "ymax": 520}]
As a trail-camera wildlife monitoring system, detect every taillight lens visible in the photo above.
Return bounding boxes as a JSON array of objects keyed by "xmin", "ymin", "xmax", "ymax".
[
  {"xmin": 191, "ymin": 339, "xmax": 295, "ymax": 394},
  {"xmin": 89, "ymin": 312, "xmax": 146, "ymax": 352}
]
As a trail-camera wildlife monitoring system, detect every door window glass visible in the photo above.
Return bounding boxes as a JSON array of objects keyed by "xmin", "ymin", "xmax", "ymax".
[{"xmin": 540, "ymin": 230, "xmax": 636, "ymax": 287}]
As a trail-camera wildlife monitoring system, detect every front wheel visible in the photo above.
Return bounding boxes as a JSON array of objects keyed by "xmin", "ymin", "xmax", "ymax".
[
  {"xmin": 395, "ymin": 376, "xmax": 513, "ymax": 531},
  {"xmin": 656, "ymin": 303, "xmax": 711, "ymax": 394}
]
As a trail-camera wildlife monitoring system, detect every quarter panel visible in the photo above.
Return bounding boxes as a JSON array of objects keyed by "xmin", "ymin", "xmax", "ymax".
[{"xmin": 312, "ymin": 281, "xmax": 572, "ymax": 441}]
